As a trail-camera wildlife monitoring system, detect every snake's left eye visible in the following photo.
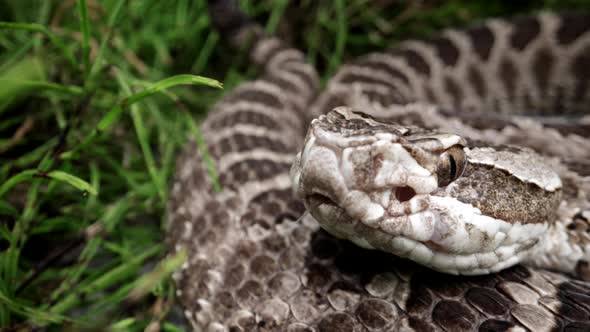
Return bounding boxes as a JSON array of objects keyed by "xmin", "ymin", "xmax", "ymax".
[{"xmin": 436, "ymin": 145, "xmax": 466, "ymax": 187}]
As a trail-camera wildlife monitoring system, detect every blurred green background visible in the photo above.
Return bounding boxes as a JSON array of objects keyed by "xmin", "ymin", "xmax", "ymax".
[{"xmin": 1, "ymin": 0, "xmax": 590, "ymax": 330}]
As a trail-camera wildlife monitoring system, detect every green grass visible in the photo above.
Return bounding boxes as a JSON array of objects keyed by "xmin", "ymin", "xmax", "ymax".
[{"xmin": 1, "ymin": 0, "xmax": 590, "ymax": 330}]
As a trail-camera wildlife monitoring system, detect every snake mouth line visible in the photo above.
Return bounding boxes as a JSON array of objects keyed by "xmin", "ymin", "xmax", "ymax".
[
  {"xmin": 304, "ymin": 191, "xmax": 546, "ymax": 275},
  {"xmin": 306, "ymin": 189, "xmax": 429, "ymax": 223},
  {"xmin": 304, "ymin": 192, "xmax": 526, "ymax": 275}
]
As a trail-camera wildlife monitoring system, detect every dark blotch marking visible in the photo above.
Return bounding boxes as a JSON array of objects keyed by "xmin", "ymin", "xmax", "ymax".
[
  {"xmin": 317, "ymin": 312, "xmax": 359, "ymax": 332},
  {"xmin": 251, "ymin": 188, "xmax": 293, "ymax": 205},
  {"xmin": 355, "ymin": 299, "xmax": 398, "ymax": 330},
  {"xmin": 265, "ymin": 74, "xmax": 300, "ymax": 96},
  {"xmin": 232, "ymin": 314, "xmax": 257, "ymax": 331},
  {"xmin": 214, "ymin": 291, "xmax": 236, "ymax": 310},
  {"xmin": 217, "ymin": 133, "xmax": 289, "ymax": 155},
  {"xmin": 259, "ymin": 42, "xmax": 289, "ymax": 66},
  {"xmin": 363, "ymin": 90, "xmax": 405, "ymax": 106},
  {"xmin": 250, "ymin": 255, "xmax": 278, "ymax": 278},
  {"xmin": 389, "ymin": 48, "xmax": 431, "ymax": 77},
  {"xmin": 557, "ymin": 13, "xmax": 590, "ymax": 45},
  {"xmin": 424, "ymin": 85, "xmax": 438, "ymax": 103},
  {"xmin": 572, "ymin": 46, "xmax": 590, "ymax": 102},
  {"xmin": 533, "ymin": 48, "xmax": 555, "ymax": 95},
  {"xmin": 565, "ymin": 322, "xmax": 590, "ymax": 332},
  {"xmin": 246, "ymin": 188, "xmax": 303, "ymax": 229},
  {"xmin": 355, "ymin": 56, "xmax": 411, "ymax": 85},
  {"xmin": 551, "ymin": 85, "xmax": 567, "ymax": 115},
  {"xmin": 431, "ymin": 36, "xmax": 460, "ymax": 67},
  {"xmin": 444, "ymin": 75, "xmax": 463, "ymax": 105},
  {"xmin": 319, "ymin": 93, "xmax": 350, "ymax": 115},
  {"xmin": 468, "ymin": 65, "xmax": 486, "ymax": 98},
  {"xmin": 406, "ymin": 286, "xmax": 434, "ymax": 314},
  {"xmin": 220, "ymin": 159, "xmax": 290, "ymax": 189},
  {"xmin": 466, "ymin": 287, "xmax": 513, "ymax": 316},
  {"xmin": 479, "ymin": 319, "xmax": 517, "ymax": 332},
  {"xmin": 576, "ymin": 261, "xmax": 590, "ymax": 281},
  {"xmin": 540, "ymin": 296, "xmax": 589, "ymax": 320},
  {"xmin": 235, "ymin": 279, "xmax": 264, "ymax": 308},
  {"xmin": 466, "ymin": 24, "xmax": 495, "ymax": 61},
  {"xmin": 510, "ymin": 16, "xmax": 541, "ymax": 51},
  {"xmin": 432, "ymin": 300, "xmax": 477, "ymax": 332},
  {"xmin": 224, "ymin": 87, "xmax": 284, "ymax": 109},
  {"xmin": 285, "ymin": 64, "xmax": 320, "ymax": 93},
  {"xmin": 225, "ymin": 264, "xmax": 246, "ymax": 288},
  {"xmin": 338, "ymin": 71, "xmax": 397, "ymax": 91},
  {"xmin": 423, "ymin": 273, "xmax": 471, "ymax": 297},
  {"xmin": 407, "ymin": 316, "xmax": 437, "ymax": 332},
  {"xmin": 233, "ymin": 239, "xmax": 259, "ymax": 261},
  {"xmin": 499, "ymin": 58, "xmax": 518, "ymax": 100},
  {"xmin": 305, "ymin": 263, "xmax": 332, "ymax": 289}
]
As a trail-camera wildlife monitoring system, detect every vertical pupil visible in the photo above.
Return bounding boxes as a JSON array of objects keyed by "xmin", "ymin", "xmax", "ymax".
[{"xmin": 449, "ymin": 155, "xmax": 457, "ymax": 179}]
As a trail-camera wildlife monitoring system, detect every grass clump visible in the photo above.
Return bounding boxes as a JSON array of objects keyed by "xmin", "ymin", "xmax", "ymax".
[
  {"xmin": 1, "ymin": 0, "xmax": 222, "ymax": 330},
  {"xmin": 1, "ymin": 0, "xmax": 589, "ymax": 330}
]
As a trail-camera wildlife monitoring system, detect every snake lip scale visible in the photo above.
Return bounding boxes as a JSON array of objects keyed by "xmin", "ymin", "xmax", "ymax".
[{"xmin": 169, "ymin": 3, "xmax": 590, "ymax": 331}]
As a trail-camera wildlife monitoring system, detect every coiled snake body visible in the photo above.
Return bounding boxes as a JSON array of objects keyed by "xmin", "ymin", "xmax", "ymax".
[{"xmin": 167, "ymin": 4, "xmax": 590, "ymax": 331}]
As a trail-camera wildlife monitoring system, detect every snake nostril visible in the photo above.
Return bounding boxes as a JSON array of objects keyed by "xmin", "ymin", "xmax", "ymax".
[{"xmin": 396, "ymin": 186, "xmax": 416, "ymax": 202}]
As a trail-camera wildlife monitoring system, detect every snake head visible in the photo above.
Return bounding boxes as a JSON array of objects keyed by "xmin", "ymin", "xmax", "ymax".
[{"xmin": 291, "ymin": 107, "xmax": 560, "ymax": 275}]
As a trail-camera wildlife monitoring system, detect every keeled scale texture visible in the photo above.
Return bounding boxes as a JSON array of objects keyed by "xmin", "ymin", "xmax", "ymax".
[{"xmin": 167, "ymin": 12, "xmax": 590, "ymax": 331}]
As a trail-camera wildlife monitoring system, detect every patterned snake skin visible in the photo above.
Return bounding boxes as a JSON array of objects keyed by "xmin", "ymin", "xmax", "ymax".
[{"xmin": 167, "ymin": 3, "xmax": 590, "ymax": 331}]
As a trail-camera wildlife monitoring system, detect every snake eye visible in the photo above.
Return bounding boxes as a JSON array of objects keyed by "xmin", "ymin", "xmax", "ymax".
[{"xmin": 436, "ymin": 145, "xmax": 466, "ymax": 187}]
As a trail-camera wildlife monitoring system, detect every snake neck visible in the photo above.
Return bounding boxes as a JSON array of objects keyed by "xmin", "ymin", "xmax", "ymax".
[{"xmin": 529, "ymin": 217, "xmax": 590, "ymax": 280}]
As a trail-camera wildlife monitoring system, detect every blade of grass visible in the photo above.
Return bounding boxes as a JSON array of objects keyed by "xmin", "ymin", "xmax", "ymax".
[
  {"xmin": 46, "ymin": 170, "xmax": 98, "ymax": 196},
  {"xmin": 88, "ymin": 0, "xmax": 126, "ymax": 82},
  {"xmin": 0, "ymin": 38, "xmax": 34, "ymax": 73},
  {"xmin": 0, "ymin": 22, "xmax": 76, "ymax": 66},
  {"xmin": 326, "ymin": 0, "xmax": 347, "ymax": 78},
  {"xmin": 163, "ymin": 322, "xmax": 186, "ymax": 332},
  {"xmin": 76, "ymin": 0, "xmax": 91, "ymax": 80},
  {"xmin": 0, "ymin": 57, "xmax": 45, "ymax": 115},
  {"xmin": 264, "ymin": 0, "xmax": 289, "ymax": 33},
  {"xmin": 115, "ymin": 72, "xmax": 167, "ymax": 203},
  {"xmin": 0, "ymin": 169, "xmax": 96, "ymax": 199},
  {"xmin": 48, "ymin": 244, "xmax": 162, "ymax": 316},
  {"xmin": 0, "ymin": 200, "xmax": 18, "ymax": 217},
  {"xmin": 126, "ymin": 74, "xmax": 222, "ymax": 104},
  {"xmin": 0, "ymin": 290, "xmax": 73, "ymax": 325},
  {"xmin": 110, "ymin": 317, "xmax": 137, "ymax": 331},
  {"xmin": 192, "ymin": 31, "xmax": 219, "ymax": 74},
  {"xmin": 0, "ymin": 169, "xmax": 37, "ymax": 198},
  {"xmin": 186, "ymin": 113, "xmax": 221, "ymax": 192},
  {"xmin": 0, "ymin": 79, "xmax": 83, "ymax": 95},
  {"xmin": 60, "ymin": 74, "xmax": 222, "ymax": 160},
  {"xmin": 128, "ymin": 249, "xmax": 186, "ymax": 300},
  {"xmin": 0, "ymin": 223, "xmax": 14, "ymax": 242}
]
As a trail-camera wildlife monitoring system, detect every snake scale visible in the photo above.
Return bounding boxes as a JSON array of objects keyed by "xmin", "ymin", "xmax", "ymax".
[{"xmin": 167, "ymin": 2, "xmax": 590, "ymax": 331}]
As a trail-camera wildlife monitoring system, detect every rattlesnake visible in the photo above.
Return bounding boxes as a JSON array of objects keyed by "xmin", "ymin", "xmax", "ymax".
[{"xmin": 167, "ymin": 2, "xmax": 590, "ymax": 331}]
